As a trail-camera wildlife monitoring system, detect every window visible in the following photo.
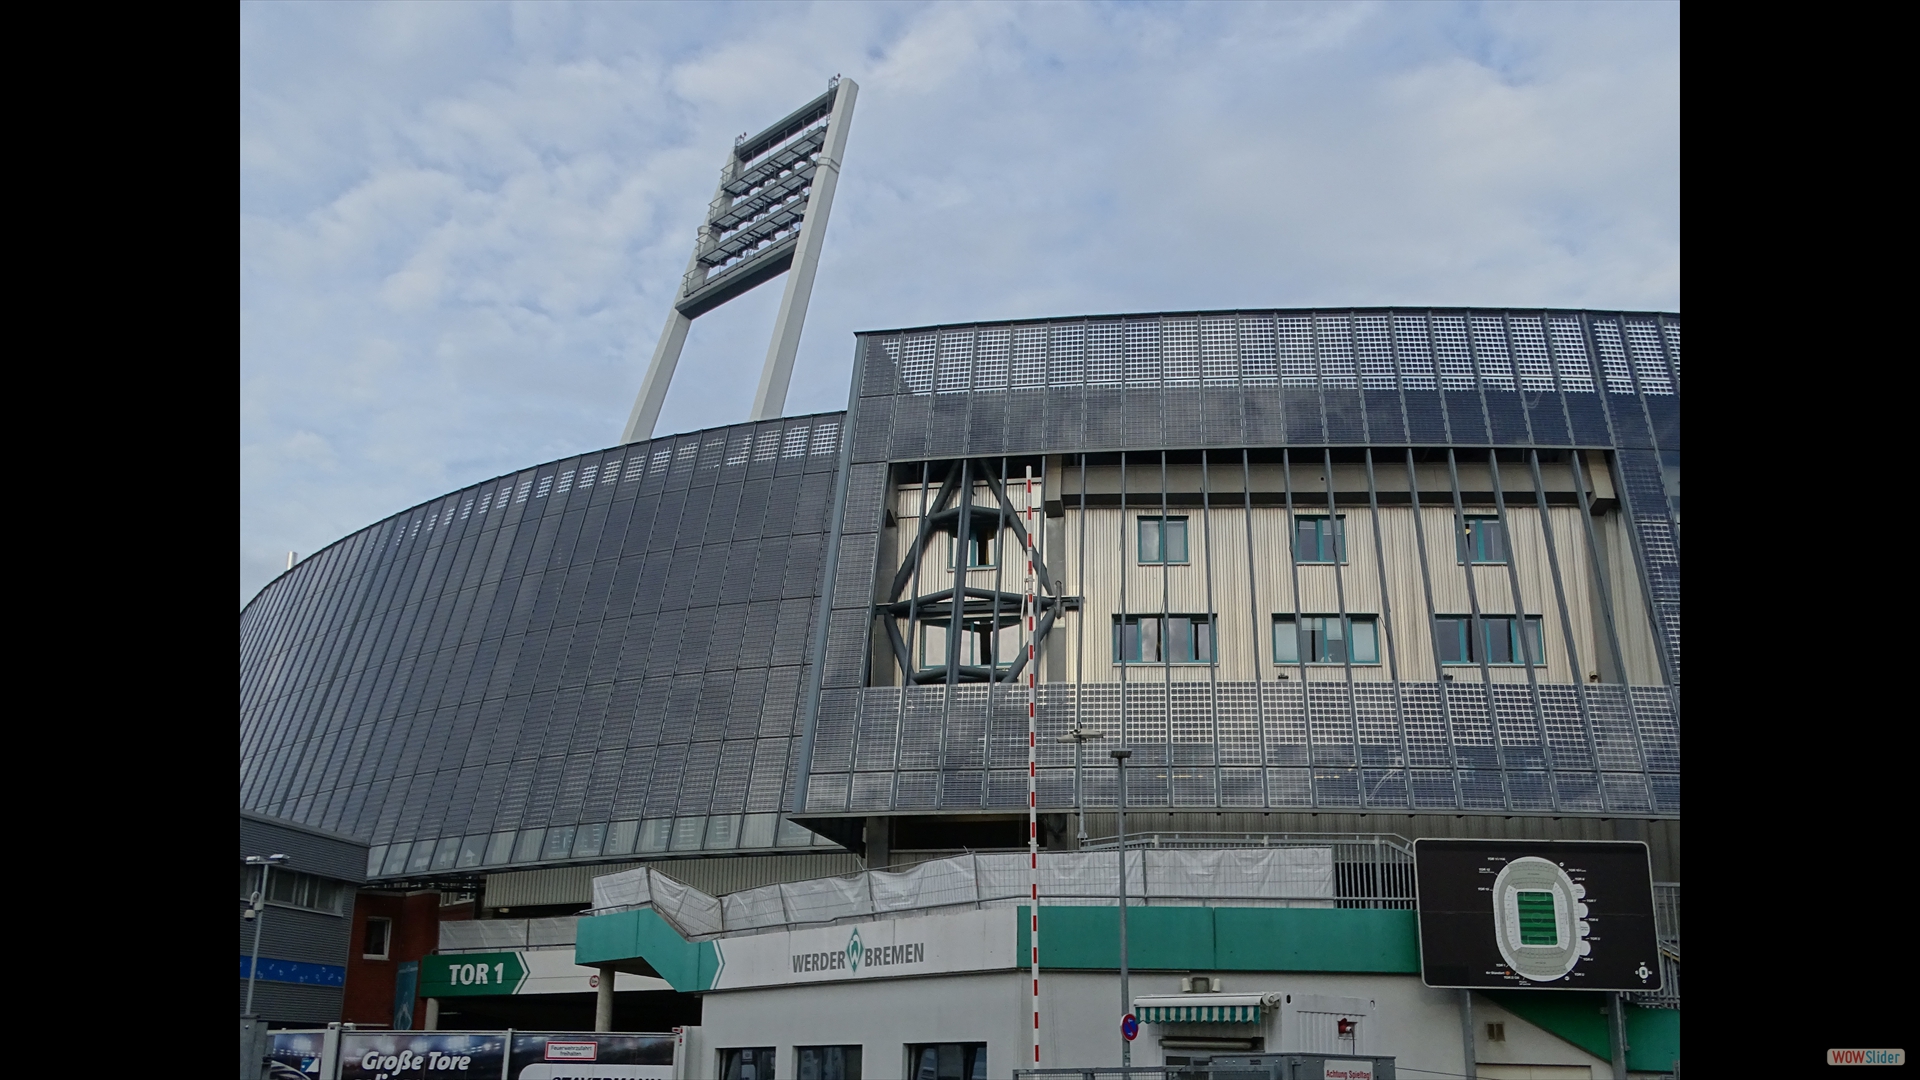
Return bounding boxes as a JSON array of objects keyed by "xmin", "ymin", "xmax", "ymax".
[
  {"xmin": 919, "ymin": 621, "xmax": 1016, "ymax": 671},
  {"xmin": 1273, "ymin": 615, "xmax": 1379, "ymax": 664},
  {"xmin": 1113, "ymin": 614, "xmax": 1214, "ymax": 664},
  {"xmin": 512, "ymin": 828, "xmax": 545, "ymax": 863},
  {"xmin": 572, "ymin": 823, "xmax": 607, "ymax": 859},
  {"xmin": 239, "ymin": 866, "xmax": 345, "ymax": 916},
  {"xmin": 363, "ymin": 916, "xmax": 392, "ymax": 959},
  {"xmin": 1293, "ymin": 516, "xmax": 1347, "ymax": 563},
  {"xmin": 1138, "ymin": 516, "xmax": 1189, "ymax": 563},
  {"xmin": 721, "ymin": 1048, "xmax": 777, "ymax": 1080},
  {"xmin": 948, "ymin": 530, "xmax": 994, "ymax": 569},
  {"xmin": 908, "ymin": 1044, "xmax": 987, "ymax": 1080},
  {"xmin": 796, "ymin": 1046, "xmax": 863, "ymax": 1080},
  {"xmin": 1458, "ymin": 516, "xmax": 1507, "ymax": 563},
  {"xmin": 1434, "ymin": 615, "xmax": 1545, "ymax": 665}
]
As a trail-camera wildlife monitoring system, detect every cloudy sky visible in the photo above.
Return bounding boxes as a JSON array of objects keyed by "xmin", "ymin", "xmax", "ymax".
[{"xmin": 239, "ymin": 0, "xmax": 1678, "ymax": 605}]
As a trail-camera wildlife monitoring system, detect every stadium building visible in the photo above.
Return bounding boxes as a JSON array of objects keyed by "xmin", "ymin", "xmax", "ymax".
[
  {"xmin": 241, "ymin": 74, "xmax": 1677, "ymax": 1078},
  {"xmin": 240, "ymin": 306, "xmax": 1679, "ymax": 1050}
]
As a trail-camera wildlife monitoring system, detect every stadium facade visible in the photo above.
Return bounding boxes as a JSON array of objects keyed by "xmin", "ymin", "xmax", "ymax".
[{"xmin": 239, "ymin": 307, "xmax": 1679, "ymax": 1035}]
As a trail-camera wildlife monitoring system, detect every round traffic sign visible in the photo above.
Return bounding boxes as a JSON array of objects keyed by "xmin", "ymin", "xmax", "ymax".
[{"xmin": 1121, "ymin": 1013, "xmax": 1139, "ymax": 1041}]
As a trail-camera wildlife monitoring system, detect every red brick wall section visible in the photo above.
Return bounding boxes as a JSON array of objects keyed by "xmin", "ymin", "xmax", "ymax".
[{"xmin": 342, "ymin": 892, "xmax": 448, "ymax": 1027}]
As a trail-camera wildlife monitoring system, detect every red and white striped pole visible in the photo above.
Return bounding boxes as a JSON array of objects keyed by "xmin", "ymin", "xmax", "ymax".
[{"xmin": 1024, "ymin": 464, "xmax": 1041, "ymax": 1067}]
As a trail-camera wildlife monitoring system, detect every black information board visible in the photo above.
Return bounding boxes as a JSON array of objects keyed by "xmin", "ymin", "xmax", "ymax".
[{"xmin": 1414, "ymin": 839, "xmax": 1663, "ymax": 991}]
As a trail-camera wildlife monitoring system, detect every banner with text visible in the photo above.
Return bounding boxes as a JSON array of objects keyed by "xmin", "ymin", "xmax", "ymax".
[
  {"xmin": 420, "ymin": 948, "xmax": 671, "ymax": 997},
  {"xmin": 710, "ymin": 907, "xmax": 1016, "ymax": 991}
]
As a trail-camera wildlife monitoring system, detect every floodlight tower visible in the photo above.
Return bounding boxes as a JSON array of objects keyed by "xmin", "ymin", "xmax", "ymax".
[{"xmin": 621, "ymin": 77, "xmax": 859, "ymax": 445}]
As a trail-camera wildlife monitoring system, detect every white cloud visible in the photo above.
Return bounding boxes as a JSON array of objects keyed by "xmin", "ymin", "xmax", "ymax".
[{"xmin": 240, "ymin": 0, "xmax": 1677, "ymax": 605}]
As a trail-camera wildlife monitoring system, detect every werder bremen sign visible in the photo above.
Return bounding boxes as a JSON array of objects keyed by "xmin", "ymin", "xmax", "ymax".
[{"xmin": 712, "ymin": 908, "xmax": 1014, "ymax": 991}]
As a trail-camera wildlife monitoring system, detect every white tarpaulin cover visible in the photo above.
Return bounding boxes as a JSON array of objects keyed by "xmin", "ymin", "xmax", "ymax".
[
  {"xmin": 591, "ymin": 848, "xmax": 1333, "ymax": 939},
  {"xmin": 648, "ymin": 870, "xmax": 724, "ymax": 937},
  {"xmin": 439, "ymin": 916, "xmax": 582, "ymax": 952},
  {"xmin": 592, "ymin": 866, "xmax": 652, "ymax": 911},
  {"xmin": 872, "ymin": 852, "xmax": 982, "ymax": 912}
]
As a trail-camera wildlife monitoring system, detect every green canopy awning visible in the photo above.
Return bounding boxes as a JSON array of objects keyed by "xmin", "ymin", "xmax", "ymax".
[{"xmin": 1133, "ymin": 995, "xmax": 1270, "ymax": 1024}]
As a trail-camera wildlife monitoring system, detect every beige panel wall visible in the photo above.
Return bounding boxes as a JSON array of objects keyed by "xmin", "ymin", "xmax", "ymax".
[
  {"xmin": 879, "ymin": 463, "xmax": 1662, "ymax": 689},
  {"xmin": 1599, "ymin": 508, "xmax": 1665, "ymax": 685}
]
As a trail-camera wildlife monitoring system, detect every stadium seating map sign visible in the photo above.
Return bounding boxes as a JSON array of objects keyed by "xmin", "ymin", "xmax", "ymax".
[{"xmin": 1414, "ymin": 839, "xmax": 1662, "ymax": 991}]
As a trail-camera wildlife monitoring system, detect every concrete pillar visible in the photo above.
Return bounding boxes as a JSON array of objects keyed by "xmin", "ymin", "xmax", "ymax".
[
  {"xmin": 621, "ymin": 310, "xmax": 693, "ymax": 446},
  {"xmin": 864, "ymin": 816, "xmax": 891, "ymax": 870},
  {"xmin": 424, "ymin": 997, "xmax": 440, "ymax": 1031},
  {"xmin": 754, "ymin": 79, "xmax": 858, "ymax": 422},
  {"xmin": 240, "ymin": 1015, "xmax": 270, "ymax": 1080},
  {"xmin": 1458, "ymin": 990, "xmax": 1476, "ymax": 1080},
  {"xmin": 595, "ymin": 968, "xmax": 616, "ymax": 1033},
  {"xmin": 1607, "ymin": 992, "xmax": 1630, "ymax": 1079}
]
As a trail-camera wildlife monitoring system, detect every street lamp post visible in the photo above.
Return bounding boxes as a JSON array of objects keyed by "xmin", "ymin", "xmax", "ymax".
[
  {"xmin": 243, "ymin": 854, "xmax": 291, "ymax": 1017},
  {"xmin": 1111, "ymin": 748, "xmax": 1132, "ymax": 1068},
  {"xmin": 1055, "ymin": 719, "xmax": 1107, "ymax": 847}
]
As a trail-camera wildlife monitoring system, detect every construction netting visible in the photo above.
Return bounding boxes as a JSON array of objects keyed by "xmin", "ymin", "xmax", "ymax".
[{"xmin": 590, "ymin": 847, "xmax": 1333, "ymax": 940}]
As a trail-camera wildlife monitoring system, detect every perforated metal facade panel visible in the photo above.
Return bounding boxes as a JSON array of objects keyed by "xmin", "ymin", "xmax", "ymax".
[
  {"xmin": 240, "ymin": 415, "xmax": 845, "ymax": 879},
  {"xmin": 240, "ymin": 308, "xmax": 1677, "ymax": 884},
  {"xmin": 808, "ymin": 308, "xmax": 1678, "ymax": 819}
]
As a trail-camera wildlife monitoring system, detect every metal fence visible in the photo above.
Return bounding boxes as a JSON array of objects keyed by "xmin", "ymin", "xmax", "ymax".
[
  {"xmin": 437, "ymin": 915, "xmax": 577, "ymax": 953},
  {"xmin": 1628, "ymin": 881, "xmax": 1681, "ymax": 1008},
  {"xmin": 1016, "ymin": 1069, "xmax": 1285, "ymax": 1080},
  {"xmin": 1653, "ymin": 880, "xmax": 1680, "ymax": 943},
  {"xmin": 1083, "ymin": 833, "xmax": 1416, "ymax": 909},
  {"xmin": 1015, "ymin": 1056, "xmax": 1396, "ymax": 1080}
]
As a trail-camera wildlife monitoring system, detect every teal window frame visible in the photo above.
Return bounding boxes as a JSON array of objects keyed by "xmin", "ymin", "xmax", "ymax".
[
  {"xmin": 1457, "ymin": 516, "xmax": 1508, "ymax": 564},
  {"xmin": 1272, "ymin": 614, "xmax": 1380, "ymax": 664},
  {"xmin": 1113, "ymin": 613, "xmax": 1215, "ymax": 664},
  {"xmin": 948, "ymin": 529, "xmax": 995, "ymax": 569},
  {"xmin": 1434, "ymin": 614, "xmax": 1545, "ymax": 665},
  {"xmin": 1293, "ymin": 515, "xmax": 1348, "ymax": 564},
  {"xmin": 1137, "ymin": 516, "xmax": 1190, "ymax": 564}
]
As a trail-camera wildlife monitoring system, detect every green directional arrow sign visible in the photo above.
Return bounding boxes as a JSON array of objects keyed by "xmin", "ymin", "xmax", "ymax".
[{"xmin": 419, "ymin": 952, "xmax": 528, "ymax": 997}]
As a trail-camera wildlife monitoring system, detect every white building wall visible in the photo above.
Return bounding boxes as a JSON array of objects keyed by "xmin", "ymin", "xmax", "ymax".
[{"xmin": 683, "ymin": 969, "xmax": 1617, "ymax": 1078}]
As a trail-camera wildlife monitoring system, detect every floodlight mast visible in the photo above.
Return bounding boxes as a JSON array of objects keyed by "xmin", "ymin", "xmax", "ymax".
[{"xmin": 621, "ymin": 77, "xmax": 859, "ymax": 445}]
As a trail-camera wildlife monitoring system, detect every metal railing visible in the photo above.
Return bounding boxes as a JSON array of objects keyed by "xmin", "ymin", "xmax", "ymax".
[
  {"xmin": 1083, "ymin": 833, "xmax": 1417, "ymax": 910},
  {"xmin": 1017, "ymin": 1069, "xmax": 1285, "ymax": 1080},
  {"xmin": 1629, "ymin": 881, "xmax": 1681, "ymax": 1008},
  {"xmin": 438, "ymin": 915, "xmax": 577, "ymax": 953},
  {"xmin": 1016, "ymin": 1057, "xmax": 1395, "ymax": 1080},
  {"xmin": 1652, "ymin": 881, "xmax": 1680, "ymax": 943}
]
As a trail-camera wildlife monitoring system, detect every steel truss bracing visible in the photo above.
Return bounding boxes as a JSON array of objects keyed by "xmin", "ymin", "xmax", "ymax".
[{"xmin": 878, "ymin": 458, "xmax": 1077, "ymax": 685}]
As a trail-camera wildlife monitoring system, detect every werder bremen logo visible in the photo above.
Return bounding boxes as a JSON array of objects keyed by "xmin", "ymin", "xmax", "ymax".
[{"xmin": 847, "ymin": 928, "xmax": 863, "ymax": 972}]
